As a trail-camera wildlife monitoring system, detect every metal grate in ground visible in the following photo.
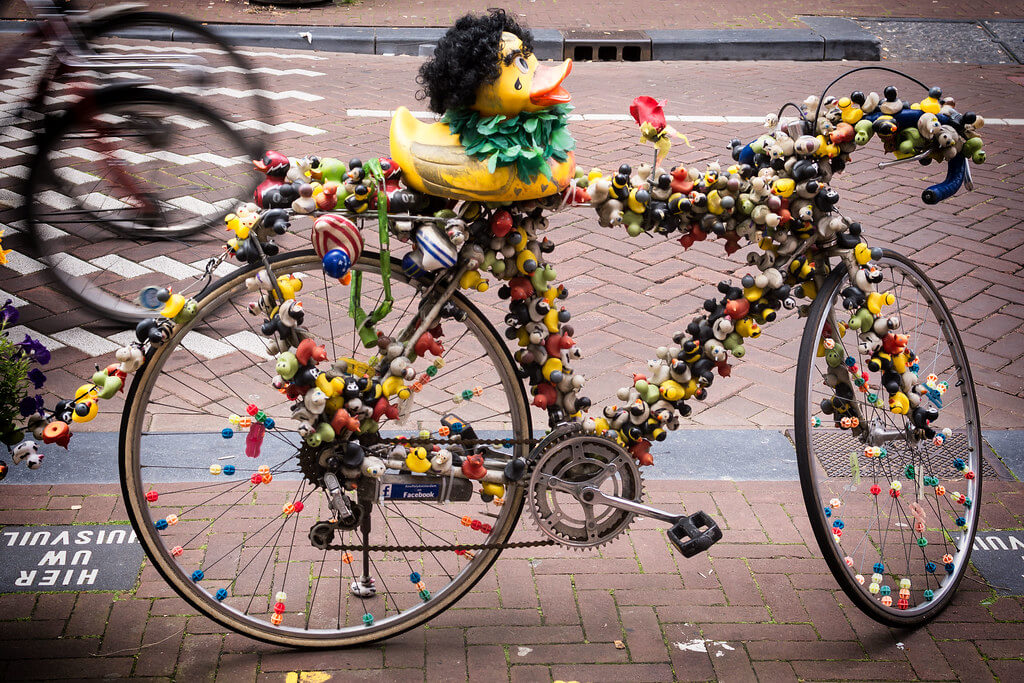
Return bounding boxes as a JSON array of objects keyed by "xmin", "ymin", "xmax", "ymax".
[{"xmin": 808, "ymin": 428, "xmax": 999, "ymax": 480}]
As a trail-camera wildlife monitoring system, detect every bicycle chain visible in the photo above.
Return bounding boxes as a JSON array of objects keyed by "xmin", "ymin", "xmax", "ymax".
[
  {"xmin": 323, "ymin": 538, "xmax": 556, "ymax": 553},
  {"xmin": 324, "ymin": 437, "xmax": 551, "ymax": 553}
]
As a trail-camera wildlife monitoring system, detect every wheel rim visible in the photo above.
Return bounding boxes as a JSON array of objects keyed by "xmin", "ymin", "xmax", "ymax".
[
  {"xmin": 122, "ymin": 252, "xmax": 531, "ymax": 645},
  {"xmin": 26, "ymin": 88, "xmax": 260, "ymax": 322},
  {"xmin": 799, "ymin": 253, "xmax": 981, "ymax": 619}
]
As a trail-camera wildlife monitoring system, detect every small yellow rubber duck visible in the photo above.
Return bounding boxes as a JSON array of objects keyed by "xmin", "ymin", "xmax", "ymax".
[
  {"xmin": 405, "ymin": 446, "xmax": 431, "ymax": 473},
  {"xmin": 390, "ymin": 13, "xmax": 575, "ymax": 203}
]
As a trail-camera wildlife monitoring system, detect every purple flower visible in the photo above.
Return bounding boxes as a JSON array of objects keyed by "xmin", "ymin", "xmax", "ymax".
[
  {"xmin": 18, "ymin": 394, "xmax": 43, "ymax": 417},
  {"xmin": 0, "ymin": 299, "xmax": 17, "ymax": 325},
  {"xmin": 27, "ymin": 367, "xmax": 46, "ymax": 389},
  {"xmin": 16, "ymin": 335, "xmax": 50, "ymax": 365}
]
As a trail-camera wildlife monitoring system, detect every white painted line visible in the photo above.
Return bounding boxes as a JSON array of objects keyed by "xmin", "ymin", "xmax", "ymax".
[
  {"xmin": 189, "ymin": 258, "xmax": 236, "ymax": 279},
  {"xmin": 180, "ymin": 330, "xmax": 234, "ymax": 359},
  {"xmin": 0, "ymin": 188, "xmax": 23, "ymax": 208},
  {"xmin": 111, "ymin": 149, "xmax": 153, "ymax": 165},
  {"xmin": 5, "ymin": 325, "xmax": 65, "ymax": 350},
  {"xmin": 191, "ymin": 152, "xmax": 248, "ymax": 167},
  {"xmin": 167, "ymin": 195, "xmax": 218, "ymax": 216},
  {"xmin": 34, "ymin": 223, "xmax": 68, "ymax": 240},
  {"xmin": 95, "ymin": 43, "xmax": 328, "ymax": 61},
  {"xmin": 51, "ymin": 252, "xmax": 101, "ymax": 276},
  {"xmin": 51, "ymin": 327, "xmax": 120, "ymax": 356},
  {"xmin": 106, "ymin": 330, "xmax": 137, "ymax": 347},
  {"xmin": 90, "ymin": 254, "xmax": 153, "ymax": 279},
  {"xmin": 82, "ymin": 192, "xmax": 131, "ymax": 212},
  {"xmin": 277, "ymin": 121, "xmax": 327, "ymax": 136},
  {"xmin": 2, "ymin": 250, "xmax": 45, "ymax": 274},
  {"xmin": 223, "ymin": 330, "xmax": 274, "ymax": 358},
  {"xmin": 147, "ymin": 150, "xmax": 200, "ymax": 165},
  {"xmin": 0, "ymin": 289, "xmax": 27, "ymax": 307},
  {"xmin": 60, "ymin": 146, "xmax": 106, "ymax": 162},
  {"xmin": 36, "ymin": 190, "xmax": 76, "ymax": 211},
  {"xmin": 54, "ymin": 166, "xmax": 98, "ymax": 186},
  {"xmin": 139, "ymin": 256, "xmax": 202, "ymax": 280},
  {"xmin": 1, "ymin": 164, "xmax": 29, "ymax": 180}
]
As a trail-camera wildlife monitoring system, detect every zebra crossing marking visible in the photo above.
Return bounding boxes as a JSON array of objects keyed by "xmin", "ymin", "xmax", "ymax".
[
  {"xmin": 138, "ymin": 256, "xmax": 202, "ymax": 280},
  {"xmin": 0, "ymin": 289, "xmax": 27, "ymax": 307},
  {"xmin": 5, "ymin": 325, "xmax": 65, "ymax": 350},
  {"xmin": 223, "ymin": 331, "xmax": 274, "ymax": 359},
  {"xmin": 1, "ymin": 250, "xmax": 45, "ymax": 275},
  {"xmin": 180, "ymin": 330, "xmax": 235, "ymax": 359},
  {"xmin": 90, "ymin": 254, "xmax": 153, "ymax": 279},
  {"xmin": 51, "ymin": 327, "xmax": 120, "ymax": 356},
  {"xmin": 51, "ymin": 252, "xmax": 101, "ymax": 276}
]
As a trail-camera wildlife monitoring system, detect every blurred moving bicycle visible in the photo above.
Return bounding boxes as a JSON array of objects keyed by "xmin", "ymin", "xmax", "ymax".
[{"xmin": 1, "ymin": 0, "xmax": 270, "ymax": 321}]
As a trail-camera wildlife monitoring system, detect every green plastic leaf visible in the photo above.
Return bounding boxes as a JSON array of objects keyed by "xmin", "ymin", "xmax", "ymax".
[
  {"xmin": 523, "ymin": 117, "xmax": 538, "ymax": 133},
  {"xmin": 486, "ymin": 151, "xmax": 499, "ymax": 173}
]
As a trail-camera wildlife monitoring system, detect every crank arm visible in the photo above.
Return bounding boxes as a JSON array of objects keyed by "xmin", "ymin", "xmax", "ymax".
[{"xmin": 579, "ymin": 485, "xmax": 683, "ymax": 525}]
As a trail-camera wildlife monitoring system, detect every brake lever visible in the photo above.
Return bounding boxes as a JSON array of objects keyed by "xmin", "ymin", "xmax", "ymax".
[{"xmin": 877, "ymin": 148, "xmax": 932, "ymax": 169}]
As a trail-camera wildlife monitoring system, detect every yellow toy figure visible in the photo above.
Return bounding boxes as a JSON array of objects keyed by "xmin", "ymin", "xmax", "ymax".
[{"xmin": 390, "ymin": 10, "xmax": 576, "ymax": 203}]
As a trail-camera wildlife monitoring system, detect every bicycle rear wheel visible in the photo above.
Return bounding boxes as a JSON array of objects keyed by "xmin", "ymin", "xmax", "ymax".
[
  {"xmin": 120, "ymin": 250, "xmax": 533, "ymax": 647},
  {"xmin": 23, "ymin": 84, "xmax": 260, "ymax": 322},
  {"xmin": 795, "ymin": 249, "xmax": 982, "ymax": 627}
]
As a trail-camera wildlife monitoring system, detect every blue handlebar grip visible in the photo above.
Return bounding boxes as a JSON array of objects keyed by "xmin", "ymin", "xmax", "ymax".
[{"xmin": 922, "ymin": 154, "xmax": 966, "ymax": 205}]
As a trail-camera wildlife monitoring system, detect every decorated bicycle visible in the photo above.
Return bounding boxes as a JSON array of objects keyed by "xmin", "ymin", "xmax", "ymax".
[{"xmin": 10, "ymin": 10, "xmax": 986, "ymax": 646}]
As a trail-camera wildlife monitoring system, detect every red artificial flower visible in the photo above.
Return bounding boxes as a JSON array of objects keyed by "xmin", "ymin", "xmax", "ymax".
[{"xmin": 630, "ymin": 96, "xmax": 667, "ymax": 131}]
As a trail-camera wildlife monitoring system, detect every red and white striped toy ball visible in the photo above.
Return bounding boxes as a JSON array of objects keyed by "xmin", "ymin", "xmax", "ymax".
[{"xmin": 311, "ymin": 214, "xmax": 363, "ymax": 262}]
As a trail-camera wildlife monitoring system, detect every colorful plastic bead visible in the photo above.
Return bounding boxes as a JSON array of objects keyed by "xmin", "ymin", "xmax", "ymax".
[
  {"xmin": 210, "ymin": 464, "xmax": 222, "ymax": 475},
  {"xmin": 271, "ymin": 613, "xmax": 284, "ymax": 626},
  {"xmin": 897, "ymin": 597, "xmax": 908, "ymax": 610},
  {"xmin": 873, "ymin": 564, "xmax": 885, "ymax": 575},
  {"xmin": 215, "ymin": 588, "xmax": 228, "ymax": 601},
  {"xmin": 869, "ymin": 582, "xmax": 880, "ymax": 594},
  {"xmin": 811, "ymin": 417, "xmax": 821, "ymax": 427},
  {"xmin": 264, "ymin": 418, "xmax": 275, "ymax": 430},
  {"xmin": 293, "ymin": 501, "xmax": 304, "ymax": 512},
  {"xmin": 881, "ymin": 595, "xmax": 892, "ymax": 607},
  {"xmin": 824, "ymin": 507, "xmax": 832, "ymax": 517},
  {"xmin": 410, "ymin": 572, "xmax": 421, "ymax": 583},
  {"xmin": 925, "ymin": 561, "xmax": 937, "ymax": 573},
  {"xmin": 342, "ymin": 552, "xmax": 353, "ymax": 564},
  {"xmin": 419, "ymin": 588, "xmax": 431, "ymax": 600},
  {"xmin": 829, "ymin": 498, "xmax": 841, "ymax": 509},
  {"xmin": 274, "ymin": 602, "xmax": 286, "ymax": 614},
  {"xmin": 935, "ymin": 485, "xmax": 946, "ymax": 496},
  {"xmin": 923, "ymin": 589, "xmax": 934, "ymax": 601},
  {"xmin": 917, "ymin": 537, "xmax": 928, "ymax": 547},
  {"xmin": 461, "ymin": 516, "xmax": 472, "ymax": 527},
  {"xmin": 191, "ymin": 570, "xmax": 204, "ymax": 582},
  {"xmin": 166, "ymin": 514, "xmax": 178, "ymax": 526},
  {"xmin": 223, "ymin": 465, "xmax": 235, "ymax": 476},
  {"xmin": 276, "ymin": 591, "xmax": 287, "ymax": 602},
  {"xmin": 844, "ymin": 556, "xmax": 854, "ymax": 567},
  {"xmin": 880, "ymin": 585, "xmax": 891, "ymax": 596},
  {"xmin": 854, "ymin": 574, "xmax": 864, "ymax": 585},
  {"xmin": 283, "ymin": 503, "xmax": 296, "ymax": 516},
  {"xmin": 870, "ymin": 484, "xmax": 881, "ymax": 496},
  {"xmin": 261, "ymin": 473, "xmax": 273, "ymax": 484},
  {"xmin": 255, "ymin": 410, "xmax": 266, "ymax": 423},
  {"xmin": 146, "ymin": 490, "xmax": 159, "ymax": 503},
  {"xmin": 155, "ymin": 519, "xmax": 168, "ymax": 530},
  {"xmin": 438, "ymin": 425, "xmax": 450, "ymax": 436},
  {"xmin": 171, "ymin": 545, "xmax": 183, "ymax": 557},
  {"xmin": 251, "ymin": 473, "xmax": 262, "ymax": 485},
  {"xmin": 222, "ymin": 428, "xmax": 234, "ymax": 439},
  {"xmin": 461, "ymin": 389, "xmax": 474, "ymax": 401},
  {"xmin": 362, "ymin": 613, "xmax": 374, "ymax": 625},
  {"xmin": 942, "ymin": 554, "xmax": 953, "ymax": 564},
  {"xmin": 246, "ymin": 404, "xmax": 258, "ymax": 416}
]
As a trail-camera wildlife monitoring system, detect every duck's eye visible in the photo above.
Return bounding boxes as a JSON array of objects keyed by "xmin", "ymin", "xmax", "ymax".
[{"xmin": 514, "ymin": 55, "xmax": 529, "ymax": 73}]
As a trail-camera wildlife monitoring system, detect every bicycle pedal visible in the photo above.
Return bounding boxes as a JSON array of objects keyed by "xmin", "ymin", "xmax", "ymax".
[{"xmin": 667, "ymin": 511, "xmax": 723, "ymax": 558}]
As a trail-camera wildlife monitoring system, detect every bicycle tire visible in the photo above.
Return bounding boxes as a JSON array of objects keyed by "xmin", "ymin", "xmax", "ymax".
[
  {"xmin": 23, "ymin": 83, "xmax": 259, "ymax": 323},
  {"xmin": 76, "ymin": 9, "xmax": 273, "ymax": 131},
  {"xmin": 795, "ymin": 249, "xmax": 982, "ymax": 628},
  {"xmin": 119, "ymin": 250, "xmax": 535, "ymax": 647}
]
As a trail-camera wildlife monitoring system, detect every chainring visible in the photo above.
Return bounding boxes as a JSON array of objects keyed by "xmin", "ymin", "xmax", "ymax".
[{"xmin": 527, "ymin": 426, "xmax": 642, "ymax": 549}]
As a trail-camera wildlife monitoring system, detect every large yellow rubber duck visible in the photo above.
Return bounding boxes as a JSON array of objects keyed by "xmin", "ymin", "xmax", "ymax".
[{"xmin": 390, "ymin": 17, "xmax": 575, "ymax": 203}]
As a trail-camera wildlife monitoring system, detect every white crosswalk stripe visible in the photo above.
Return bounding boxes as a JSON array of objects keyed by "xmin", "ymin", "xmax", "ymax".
[
  {"xmin": 0, "ymin": 289, "xmax": 27, "ymax": 307},
  {"xmin": 51, "ymin": 327, "xmax": 120, "ymax": 356},
  {"xmin": 5, "ymin": 326, "xmax": 65, "ymax": 350},
  {"xmin": 223, "ymin": 331, "xmax": 274, "ymax": 359},
  {"xmin": 92, "ymin": 44, "xmax": 328, "ymax": 61},
  {"xmin": 51, "ymin": 252, "xmax": 101, "ymax": 276},
  {"xmin": 139, "ymin": 256, "xmax": 202, "ymax": 280},
  {"xmin": 0, "ymin": 188, "xmax": 23, "ymax": 207},
  {"xmin": 181, "ymin": 330, "xmax": 235, "ymax": 359},
  {"xmin": 90, "ymin": 254, "xmax": 154, "ymax": 279},
  {"xmin": 189, "ymin": 258, "xmax": 237, "ymax": 279},
  {"xmin": 1, "ymin": 250, "xmax": 45, "ymax": 274}
]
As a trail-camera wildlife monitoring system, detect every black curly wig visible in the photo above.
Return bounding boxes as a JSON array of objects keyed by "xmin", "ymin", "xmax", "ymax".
[{"xmin": 417, "ymin": 9, "xmax": 535, "ymax": 115}]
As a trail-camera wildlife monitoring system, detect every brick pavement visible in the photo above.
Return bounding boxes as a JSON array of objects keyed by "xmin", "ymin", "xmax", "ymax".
[
  {"xmin": 2, "ymin": 0, "xmax": 1020, "ymax": 30},
  {"xmin": 0, "ymin": 479, "xmax": 1021, "ymax": 680},
  {"xmin": 1, "ymin": 53, "xmax": 1024, "ymax": 681},
  {"xmin": 3, "ymin": 57, "xmax": 1023, "ymax": 431}
]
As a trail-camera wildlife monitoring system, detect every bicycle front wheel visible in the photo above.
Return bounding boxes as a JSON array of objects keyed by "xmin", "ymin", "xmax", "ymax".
[
  {"xmin": 24, "ymin": 84, "xmax": 260, "ymax": 322},
  {"xmin": 120, "ymin": 250, "xmax": 533, "ymax": 647},
  {"xmin": 795, "ymin": 249, "xmax": 982, "ymax": 627}
]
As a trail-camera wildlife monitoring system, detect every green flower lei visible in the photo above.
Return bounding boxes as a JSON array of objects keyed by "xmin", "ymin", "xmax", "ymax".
[{"xmin": 441, "ymin": 104, "xmax": 575, "ymax": 182}]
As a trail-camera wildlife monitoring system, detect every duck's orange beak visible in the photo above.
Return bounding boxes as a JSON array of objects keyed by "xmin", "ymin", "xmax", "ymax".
[
  {"xmin": 252, "ymin": 159, "xmax": 268, "ymax": 172},
  {"xmin": 529, "ymin": 59, "xmax": 573, "ymax": 107}
]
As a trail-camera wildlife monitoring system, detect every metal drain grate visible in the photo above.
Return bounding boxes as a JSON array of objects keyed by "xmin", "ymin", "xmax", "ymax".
[
  {"xmin": 807, "ymin": 429, "xmax": 998, "ymax": 479},
  {"xmin": 562, "ymin": 30, "xmax": 651, "ymax": 62}
]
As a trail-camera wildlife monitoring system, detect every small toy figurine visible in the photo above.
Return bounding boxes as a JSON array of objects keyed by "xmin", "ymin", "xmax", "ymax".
[{"xmin": 390, "ymin": 9, "xmax": 575, "ymax": 202}]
